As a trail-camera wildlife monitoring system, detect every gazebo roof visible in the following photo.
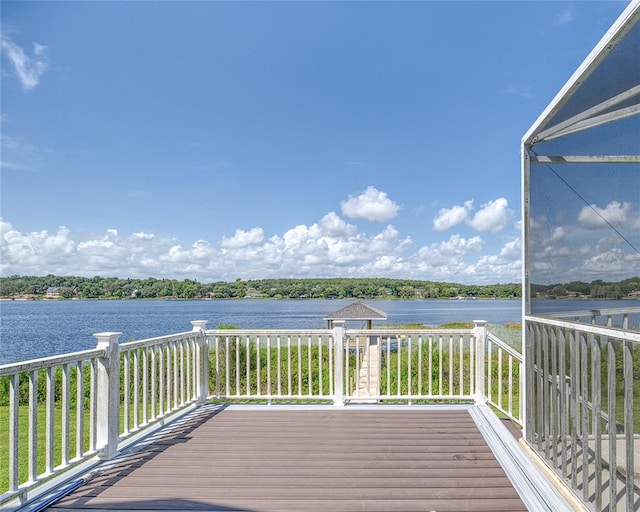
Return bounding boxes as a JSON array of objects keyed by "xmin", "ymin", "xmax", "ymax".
[{"xmin": 324, "ymin": 301, "xmax": 387, "ymax": 321}]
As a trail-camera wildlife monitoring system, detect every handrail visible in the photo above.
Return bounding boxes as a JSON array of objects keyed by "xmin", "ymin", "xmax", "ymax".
[
  {"xmin": 486, "ymin": 332, "xmax": 523, "ymax": 360},
  {"xmin": 486, "ymin": 331, "xmax": 524, "ymax": 424},
  {"xmin": 535, "ymin": 306, "xmax": 640, "ymax": 318},
  {"xmin": 0, "ymin": 348, "xmax": 106, "ymax": 376},
  {"xmin": 533, "ymin": 307, "xmax": 640, "ymax": 332},
  {"xmin": 207, "ymin": 329, "xmax": 331, "ymax": 335},
  {"xmin": 525, "ymin": 314, "xmax": 640, "ymax": 341},
  {"xmin": 119, "ymin": 331, "xmax": 198, "ymax": 350}
]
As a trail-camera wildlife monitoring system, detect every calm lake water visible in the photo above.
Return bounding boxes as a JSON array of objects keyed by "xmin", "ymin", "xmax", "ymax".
[{"xmin": 0, "ymin": 298, "xmax": 637, "ymax": 365}]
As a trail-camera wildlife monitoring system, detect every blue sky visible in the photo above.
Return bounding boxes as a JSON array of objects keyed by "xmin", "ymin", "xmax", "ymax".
[{"xmin": 0, "ymin": 1, "xmax": 630, "ymax": 284}]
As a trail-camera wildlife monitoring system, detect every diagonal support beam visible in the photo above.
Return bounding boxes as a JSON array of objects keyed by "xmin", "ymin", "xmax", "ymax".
[{"xmin": 534, "ymin": 85, "xmax": 640, "ymax": 143}]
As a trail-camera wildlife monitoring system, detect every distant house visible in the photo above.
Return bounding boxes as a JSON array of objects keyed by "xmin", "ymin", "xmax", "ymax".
[
  {"xmin": 46, "ymin": 287, "xmax": 60, "ymax": 299},
  {"xmin": 244, "ymin": 289, "xmax": 267, "ymax": 299}
]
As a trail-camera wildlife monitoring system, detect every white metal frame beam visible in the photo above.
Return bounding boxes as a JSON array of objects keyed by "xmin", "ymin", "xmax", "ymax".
[
  {"xmin": 529, "ymin": 155, "xmax": 640, "ymax": 164},
  {"xmin": 522, "ymin": 0, "xmax": 640, "ymax": 148},
  {"xmin": 533, "ymin": 85, "xmax": 640, "ymax": 143}
]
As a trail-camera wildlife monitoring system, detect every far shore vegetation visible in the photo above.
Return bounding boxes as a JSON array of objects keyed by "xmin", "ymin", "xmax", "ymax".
[
  {"xmin": 1, "ymin": 275, "xmax": 638, "ymax": 301},
  {"xmin": 2, "ymin": 275, "xmax": 520, "ymax": 300}
]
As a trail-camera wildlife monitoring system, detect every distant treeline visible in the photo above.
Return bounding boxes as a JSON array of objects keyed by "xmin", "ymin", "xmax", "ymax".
[
  {"xmin": 532, "ymin": 277, "xmax": 640, "ymax": 300},
  {"xmin": 2, "ymin": 275, "xmax": 638, "ymax": 301},
  {"xmin": 0, "ymin": 275, "xmax": 521, "ymax": 300}
]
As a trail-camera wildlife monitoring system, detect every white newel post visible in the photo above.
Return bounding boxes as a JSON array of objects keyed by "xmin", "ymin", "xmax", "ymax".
[
  {"xmin": 94, "ymin": 332, "xmax": 122, "ymax": 459},
  {"xmin": 191, "ymin": 320, "xmax": 209, "ymax": 404},
  {"xmin": 473, "ymin": 320, "xmax": 487, "ymax": 405},
  {"xmin": 332, "ymin": 320, "xmax": 346, "ymax": 407}
]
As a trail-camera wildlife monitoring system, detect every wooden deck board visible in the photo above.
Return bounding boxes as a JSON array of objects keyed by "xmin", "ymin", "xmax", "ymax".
[{"xmin": 46, "ymin": 405, "xmax": 528, "ymax": 512}]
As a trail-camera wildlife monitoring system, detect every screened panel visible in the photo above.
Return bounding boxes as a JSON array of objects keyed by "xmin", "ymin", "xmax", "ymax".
[
  {"xmin": 528, "ymin": 161, "xmax": 640, "ymax": 299},
  {"xmin": 524, "ymin": 1, "xmax": 640, "ymax": 314},
  {"xmin": 540, "ymin": 19, "xmax": 640, "ymax": 130}
]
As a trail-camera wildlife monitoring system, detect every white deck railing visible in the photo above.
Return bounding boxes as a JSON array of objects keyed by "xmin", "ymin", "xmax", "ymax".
[
  {"xmin": 0, "ymin": 319, "xmax": 521, "ymax": 509},
  {"xmin": 487, "ymin": 331, "xmax": 523, "ymax": 424},
  {"xmin": 117, "ymin": 323, "xmax": 208, "ymax": 442},
  {"xmin": 0, "ymin": 347, "xmax": 105, "ymax": 507},
  {"xmin": 208, "ymin": 329, "xmax": 335, "ymax": 402},
  {"xmin": 535, "ymin": 306, "xmax": 640, "ymax": 331},
  {"xmin": 0, "ymin": 321, "xmax": 208, "ymax": 509},
  {"xmin": 525, "ymin": 311, "xmax": 640, "ymax": 512}
]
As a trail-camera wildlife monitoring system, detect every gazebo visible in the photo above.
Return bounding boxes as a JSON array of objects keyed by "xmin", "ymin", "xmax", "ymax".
[
  {"xmin": 323, "ymin": 300, "xmax": 387, "ymax": 329},
  {"xmin": 324, "ymin": 301, "xmax": 387, "ymax": 400}
]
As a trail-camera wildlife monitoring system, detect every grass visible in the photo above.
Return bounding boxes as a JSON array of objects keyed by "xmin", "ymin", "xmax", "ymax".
[
  {"xmin": 213, "ymin": 341, "xmax": 333, "ymax": 397},
  {"xmin": 214, "ymin": 337, "xmax": 522, "ymax": 419},
  {"xmin": 0, "ymin": 405, "xmax": 91, "ymax": 495},
  {"xmin": 0, "ymin": 400, "xmax": 149, "ymax": 495}
]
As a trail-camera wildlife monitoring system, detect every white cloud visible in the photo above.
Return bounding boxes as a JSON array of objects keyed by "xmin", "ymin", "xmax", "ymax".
[
  {"xmin": 132, "ymin": 232, "xmax": 155, "ymax": 240},
  {"xmin": 472, "ymin": 238, "xmax": 522, "ymax": 281},
  {"xmin": 1, "ymin": 36, "xmax": 49, "ymax": 90},
  {"xmin": 414, "ymin": 234, "xmax": 484, "ymax": 267},
  {"xmin": 504, "ymin": 84, "xmax": 532, "ymax": 99},
  {"xmin": 0, "ymin": 160, "xmax": 31, "ymax": 171},
  {"xmin": 435, "ymin": 234, "xmax": 484, "ymax": 257},
  {"xmin": 529, "ymin": 202, "xmax": 640, "ymax": 284},
  {"xmin": 581, "ymin": 247, "xmax": 640, "ymax": 280},
  {"xmin": 341, "ymin": 186, "xmax": 400, "ymax": 222},
  {"xmin": 1, "ymin": 221, "xmax": 74, "ymax": 276},
  {"xmin": 554, "ymin": 5, "xmax": 575, "ymax": 26},
  {"xmin": 578, "ymin": 201, "xmax": 639, "ymax": 230},
  {"xmin": 0, "ymin": 136, "xmax": 41, "ymax": 172},
  {"xmin": 164, "ymin": 240, "xmax": 217, "ymax": 264},
  {"xmin": 0, "ymin": 185, "xmax": 527, "ymax": 284},
  {"xmin": 433, "ymin": 198, "xmax": 511, "ymax": 233},
  {"xmin": 220, "ymin": 227, "xmax": 264, "ymax": 248},
  {"xmin": 399, "ymin": 234, "xmax": 488, "ymax": 281},
  {"xmin": 0, "ymin": 212, "xmax": 524, "ymax": 284},
  {"xmin": 467, "ymin": 198, "xmax": 511, "ymax": 233},
  {"xmin": 550, "ymin": 226, "xmax": 565, "ymax": 242},
  {"xmin": 433, "ymin": 200, "xmax": 473, "ymax": 231},
  {"xmin": 271, "ymin": 214, "xmax": 388, "ymax": 269},
  {"xmin": 318, "ymin": 212, "xmax": 357, "ymax": 237}
]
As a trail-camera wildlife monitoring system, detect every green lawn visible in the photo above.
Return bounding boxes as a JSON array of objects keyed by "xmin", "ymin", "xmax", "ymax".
[{"xmin": 0, "ymin": 405, "xmax": 91, "ymax": 494}]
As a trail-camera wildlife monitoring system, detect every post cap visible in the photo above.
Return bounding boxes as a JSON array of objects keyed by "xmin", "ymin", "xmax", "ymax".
[{"xmin": 191, "ymin": 320, "xmax": 208, "ymax": 332}]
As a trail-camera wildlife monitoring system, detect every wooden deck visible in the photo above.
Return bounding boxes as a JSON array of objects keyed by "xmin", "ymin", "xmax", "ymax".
[{"xmin": 45, "ymin": 405, "xmax": 528, "ymax": 512}]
